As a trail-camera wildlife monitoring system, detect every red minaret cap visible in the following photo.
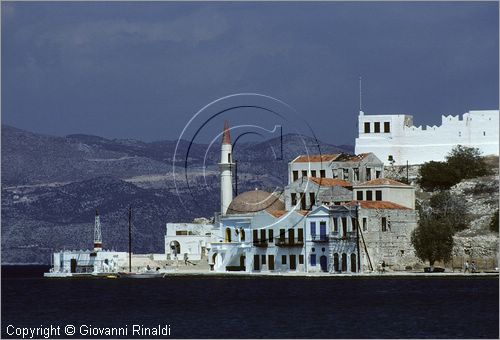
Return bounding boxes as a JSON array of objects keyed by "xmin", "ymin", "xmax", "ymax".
[{"xmin": 222, "ymin": 120, "xmax": 231, "ymax": 145}]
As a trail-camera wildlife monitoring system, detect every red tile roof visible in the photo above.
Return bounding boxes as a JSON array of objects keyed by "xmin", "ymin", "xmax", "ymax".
[
  {"xmin": 267, "ymin": 210, "xmax": 309, "ymax": 218},
  {"xmin": 345, "ymin": 200, "xmax": 411, "ymax": 210},
  {"xmin": 292, "ymin": 154, "xmax": 340, "ymax": 163},
  {"xmin": 222, "ymin": 120, "xmax": 231, "ymax": 145},
  {"xmin": 309, "ymin": 177, "xmax": 352, "ymax": 187},
  {"xmin": 357, "ymin": 178, "xmax": 411, "ymax": 187},
  {"xmin": 335, "ymin": 153, "xmax": 370, "ymax": 162}
]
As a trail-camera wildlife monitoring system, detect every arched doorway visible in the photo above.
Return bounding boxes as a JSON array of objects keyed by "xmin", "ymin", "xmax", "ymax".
[
  {"xmin": 240, "ymin": 229, "xmax": 245, "ymax": 242},
  {"xmin": 170, "ymin": 241, "xmax": 181, "ymax": 258},
  {"xmin": 350, "ymin": 253, "xmax": 357, "ymax": 272},
  {"xmin": 341, "ymin": 253, "xmax": 347, "ymax": 272},
  {"xmin": 333, "ymin": 253, "xmax": 339, "ymax": 272},
  {"xmin": 225, "ymin": 228, "xmax": 231, "ymax": 242},
  {"xmin": 320, "ymin": 255, "xmax": 328, "ymax": 272},
  {"xmin": 212, "ymin": 253, "xmax": 217, "ymax": 265}
]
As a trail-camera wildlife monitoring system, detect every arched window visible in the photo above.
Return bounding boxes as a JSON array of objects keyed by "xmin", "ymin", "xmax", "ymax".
[
  {"xmin": 225, "ymin": 228, "xmax": 231, "ymax": 242},
  {"xmin": 333, "ymin": 253, "xmax": 339, "ymax": 272},
  {"xmin": 169, "ymin": 241, "xmax": 181, "ymax": 257},
  {"xmin": 350, "ymin": 253, "xmax": 357, "ymax": 272},
  {"xmin": 240, "ymin": 229, "xmax": 245, "ymax": 242},
  {"xmin": 341, "ymin": 253, "xmax": 347, "ymax": 272}
]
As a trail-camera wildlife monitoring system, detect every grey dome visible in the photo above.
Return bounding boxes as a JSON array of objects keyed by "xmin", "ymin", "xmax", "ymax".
[{"xmin": 226, "ymin": 190, "xmax": 284, "ymax": 215}]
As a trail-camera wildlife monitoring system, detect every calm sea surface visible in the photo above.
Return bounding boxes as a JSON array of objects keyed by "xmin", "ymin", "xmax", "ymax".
[{"xmin": 1, "ymin": 266, "xmax": 499, "ymax": 339}]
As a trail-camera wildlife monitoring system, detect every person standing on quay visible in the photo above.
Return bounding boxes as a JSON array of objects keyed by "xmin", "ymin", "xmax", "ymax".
[{"xmin": 464, "ymin": 260, "xmax": 470, "ymax": 273}]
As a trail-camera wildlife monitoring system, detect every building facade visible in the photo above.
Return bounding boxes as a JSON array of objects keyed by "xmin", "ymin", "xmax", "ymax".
[{"xmin": 355, "ymin": 110, "xmax": 499, "ymax": 165}]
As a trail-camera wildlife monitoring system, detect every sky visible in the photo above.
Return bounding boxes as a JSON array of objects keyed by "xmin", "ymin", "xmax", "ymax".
[{"xmin": 1, "ymin": 1, "xmax": 498, "ymax": 145}]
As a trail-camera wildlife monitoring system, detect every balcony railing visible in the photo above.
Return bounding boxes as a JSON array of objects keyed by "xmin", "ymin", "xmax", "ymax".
[
  {"xmin": 311, "ymin": 235, "xmax": 329, "ymax": 242},
  {"xmin": 253, "ymin": 240, "xmax": 269, "ymax": 248},
  {"xmin": 275, "ymin": 237, "xmax": 304, "ymax": 247},
  {"xmin": 330, "ymin": 231, "xmax": 357, "ymax": 240}
]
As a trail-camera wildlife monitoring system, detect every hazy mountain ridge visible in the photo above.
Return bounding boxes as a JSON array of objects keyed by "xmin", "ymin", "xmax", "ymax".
[{"xmin": 1, "ymin": 124, "xmax": 353, "ymax": 263}]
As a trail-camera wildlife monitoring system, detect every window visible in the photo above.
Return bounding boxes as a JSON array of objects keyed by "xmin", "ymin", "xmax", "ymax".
[
  {"xmin": 269, "ymin": 229, "xmax": 274, "ymax": 243},
  {"xmin": 362, "ymin": 218, "xmax": 367, "ymax": 231},
  {"xmin": 261, "ymin": 255, "xmax": 266, "ymax": 265},
  {"xmin": 353, "ymin": 168, "xmax": 359, "ymax": 181},
  {"xmin": 384, "ymin": 122, "xmax": 390, "ymax": 133},
  {"xmin": 382, "ymin": 217, "xmax": 387, "ymax": 232},
  {"xmin": 225, "ymin": 228, "xmax": 231, "ymax": 242},
  {"xmin": 484, "ymin": 131, "xmax": 486, "ymax": 136},
  {"xmin": 351, "ymin": 217, "xmax": 357, "ymax": 231},
  {"xmin": 228, "ymin": 153, "xmax": 231, "ymax": 163},
  {"xmin": 309, "ymin": 193, "xmax": 315, "ymax": 209},
  {"xmin": 374, "ymin": 122, "xmax": 380, "ymax": 133},
  {"xmin": 299, "ymin": 255, "xmax": 304, "ymax": 264},
  {"xmin": 298, "ymin": 228, "xmax": 304, "ymax": 243},
  {"xmin": 302, "ymin": 170, "xmax": 307, "ymax": 178},
  {"xmin": 311, "ymin": 170, "xmax": 317, "ymax": 177},
  {"xmin": 253, "ymin": 230, "xmax": 258, "ymax": 242},
  {"xmin": 268, "ymin": 255, "xmax": 275, "ymax": 270},
  {"xmin": 291, "ymin": 193, "xmax": 297, "ymax": 206},
  {"xmin": 320, "ymin": 169, "xmax": 326, "ymax": 178},
  {"xmin": 279, "ymin": 229, "xmax": 286, "ymax": 242},
  {"xmin": 293, "ymin": 171, "xmax": 298, "ymax": 182},
  {"xmin": 366, "ymin": 168, "xmax": 371, "ymax": 181},
  {"xmin": 341, "ymin": 217, "xmax": 347, "ymax": 236},
  {"xmin": 310, "ymin": 222, "xmax": 316, "ymax": 237},
  {"xmin": 376, "ymin": 170, "xmax": 381, "ymax": 179},
  {"xmin": 333, "ymin": 218, "xmax": 338, "ymax": 232},
  {"xmin": 356, "ymin": 191, "xmax": 363, "ymax": 200},
  {"xmin": 364, "ymin": 122, "xmax": 370, "ymax": 133},
  {"xmin": 332, "ymin": 169, "xmax": 338, "ymax": 178},
  {"xmin": 319, "ymin": 221, "xmax": 326, "ymax": 240},
  {"xmin": 366, "ymin": 191, "xmax": 373, "ymax": 201},
  {"xmin": 343, "ymin": 168, "xmax": 349, "ymax": 180},
  {"xmin": 260, "ymin": 229, "xmax": 266, "ymax": 242},
  {"xmin": 301, "ymin": 193, "xmax": 307, "ymax": 210},
  {"xmin": 375, "ymin": 190, "xmax": 382, "ymax": 201},
  {"xmin": 240, "ymin": 229, "xmax": 245, "ymax": 241},
  {"xmin": 458, "ymin": 131, "xmax": 461, "ymax": 137},
  {"xmin": 312, "ymin": 247, "xmax": 315, "ymax": 252},
  {"xmin": 310, "ymin": 254, "xmax": 317, "ymax": 266},
  {"xmin": 282, "ymin": 255, "xmax": 287, "ymax": 265}
]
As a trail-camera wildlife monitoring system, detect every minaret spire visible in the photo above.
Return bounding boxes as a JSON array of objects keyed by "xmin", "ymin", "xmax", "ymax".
[
  {"xmin": 219, "ymin": 121, "xmax": 234, "ymax": 215},
  {"xmin": 93, "ymin": 209, "xmax": 102, "ymax": 251}
]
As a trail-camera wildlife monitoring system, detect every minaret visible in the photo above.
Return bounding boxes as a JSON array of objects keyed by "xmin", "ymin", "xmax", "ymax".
[
  {"xmin": 219, "ymin": 121, "xmax": 234, "ymax": 215},
  {"xmin": 93, "ymin": 209, "xmax": 102, "ymax": 251}
]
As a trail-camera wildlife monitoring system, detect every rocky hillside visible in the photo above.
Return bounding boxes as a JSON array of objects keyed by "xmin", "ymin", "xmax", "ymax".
[
  {"xmin": 1, "ymin": 124, "xmax": 353, "ymax": 264},
  {"xmin": 385, "ymin": 162, "xmax": 499, "ymax": 268}
]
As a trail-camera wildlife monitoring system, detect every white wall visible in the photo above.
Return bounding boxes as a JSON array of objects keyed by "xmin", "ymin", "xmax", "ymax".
[{"xmin": 356, "ymin": 110, "xmax": 499, "ymax": 165}]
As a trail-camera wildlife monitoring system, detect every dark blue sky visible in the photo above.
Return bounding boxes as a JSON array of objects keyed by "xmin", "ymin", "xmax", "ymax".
[{"xmin": 2, "ymin": 1, "xmax": 498, "ymax": 145}]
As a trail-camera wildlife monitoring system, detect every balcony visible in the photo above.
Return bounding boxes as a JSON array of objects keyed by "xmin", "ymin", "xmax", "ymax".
[
  {"xmin": 330, "ymin": 231, "xmax": 357, "ymax": 240},
  {"xmin": 253, "ymin": 240, "xmax": 269, "ymax": 248},
  {"xmin": 311, "ymin": 235, "xmax": 329, "ymax": 242},
  {"xmin": 275, "ymin": 237, "xmax": 304, "ymax": 247}
]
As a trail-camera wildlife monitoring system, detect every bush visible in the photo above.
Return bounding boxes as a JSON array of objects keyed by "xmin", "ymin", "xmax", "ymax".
[
  {"xmin": 490, "ymin": 210, "xmax": 499, "ymax": 233},
  {"xmin": 429, "ymin": 191, "xmax": 469, "ymax": 232},
  {"xmin": 418, "ymin": 146, "xmax": 492, "ymax": 191}
]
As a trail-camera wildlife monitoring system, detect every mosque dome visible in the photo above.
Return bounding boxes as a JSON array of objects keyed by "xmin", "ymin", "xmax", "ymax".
[{"xmin": 226, "ymin": 190, "xmax": 285, "ymax": 215}]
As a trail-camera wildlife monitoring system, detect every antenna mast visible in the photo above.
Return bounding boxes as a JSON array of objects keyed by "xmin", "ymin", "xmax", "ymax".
[
  {"xmin": 128, "ymin": 206, "xmax": 132, "ymax": 273},
  {"xmin": 93, "ymin": 209, "xmax": 102, "ymax": 251},
  {"xmin": 359, "ymin": 76, "xmax": 362, "ymax": 113}
]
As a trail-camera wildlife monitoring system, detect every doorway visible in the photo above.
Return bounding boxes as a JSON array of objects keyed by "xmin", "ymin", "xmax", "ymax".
[
  {"xmin": 341, "ymin": 253, "xmax": 347, "ymax": 272},
  {"xmin": 290, "ymin": 255, "xmax": 297, "ymax": 270},
  {"xmin": 320, "ymin": 255, "xmax": 328, "ymax": 272}
]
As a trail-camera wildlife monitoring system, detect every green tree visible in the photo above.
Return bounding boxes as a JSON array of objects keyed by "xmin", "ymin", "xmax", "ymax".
[
  {"xmin": 418, "ymin": 161, "xmax": 458, "ymax": 191},
  {"xmin": 411, "ymin": 211, "xmax": 454, "ymax": 267},
  {"xmin": 418, "ymin": 146, "xmax": 492, "ymax": 191},
  {"xmin": 429, "ymin": 191, "xmax": 469, "ymax": 232},
  {"xmin": 489, "ymin": 209, "xmax": 499, "ymax": 233},
  {"xmin": 446, "ymin": 145, "xmax": 491, "ymax": 180}
]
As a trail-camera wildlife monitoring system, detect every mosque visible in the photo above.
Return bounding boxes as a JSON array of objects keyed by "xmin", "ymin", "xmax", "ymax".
[{"xmin": 166, "ymin": 121, "xmax": 420, "ymax": 274}]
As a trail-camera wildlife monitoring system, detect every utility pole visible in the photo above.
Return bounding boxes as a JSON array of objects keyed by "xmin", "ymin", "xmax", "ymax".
[
  {"xmin": 128, "ymin": 206, "xmax": 132, "ymax": 273},
  {"xmin": 355, "ymin": 204, "xmax": 361, "ymax": 272}
]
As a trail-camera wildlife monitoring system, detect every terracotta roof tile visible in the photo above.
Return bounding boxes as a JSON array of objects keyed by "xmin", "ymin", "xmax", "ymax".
[
  {"xmin": 335, "ymin": 153, "xmax": 370, "ymax": 162},
  {"xmin": 292, "ymin": 154, "xmax": 340, "ymax": 163},
  {"xmin": 345, "ymin": 200, "xmax": 411, "ymax": 210},
  {"xmin": 357, "ymin": 178, "xmax": 410, "ymax": 187},
  {"xmin": 267, "ymin": 209, "xmax": 309, "ymax": 217},
  {"xmin": 222, "ymin": 120, "xmax": 231, "ymax": 145},
  {"xmin": 309, "ymin": 177, "xmax": 352, "ymax": 187}
]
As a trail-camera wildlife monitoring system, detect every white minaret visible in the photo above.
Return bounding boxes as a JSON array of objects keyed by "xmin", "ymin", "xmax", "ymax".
[
  {"xmin": 93, "ymin": 209, "xmax": 102, "ymax": 251},
  {"xmin": 219, "ymin": 121, "xmax": 234, "ymax": 215}
]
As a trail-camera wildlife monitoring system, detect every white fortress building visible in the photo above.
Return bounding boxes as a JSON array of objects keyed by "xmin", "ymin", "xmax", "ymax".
[{"xmin": 355, "ymin": 110, "xmax": 499, "ymax": 165}]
